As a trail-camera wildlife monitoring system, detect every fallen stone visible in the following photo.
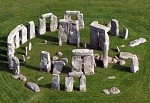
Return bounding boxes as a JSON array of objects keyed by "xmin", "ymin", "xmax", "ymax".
[
  {"xmin": 119, "ymin": 59, "xmax": 126, "ymax": 65},
  {"xmin": 11, "ymin": 74, "xmax": 27, "ymax": 82},
  {"xmin": 28, "ymin": 42, "xmax": 32, "ymax": 51},
  {"xmin": 102, "ymin": 89, "xmax": 110, "ymax": 94},
  {"xmin": 69, "ymin": 71, "xmax": 83, "ymax": 77},
  {"xmin": 57, "ymin": 52, "xmax": 63, "ymax": 56},
  {"xmin": 129, "ymin": 38, "xmax": 146, "ymax": 47},
  {"xmin": 37, "ymin": 77, "xmax": 44, "ymax": 81},
  {"xmin": 109, "ymin": 87, "xmax": 120, "ymax": 94},
  {"xmin": 119, "ymin": 52, "xmax": 135, "ymax": 59},
  {"xmin": 52, "ymin": 61, "xmax": 65, "ymax": 74},
  {"xmin": 122, "ymin": 28, "xmax": 128, "ymax": 39},
  {"xmin": 108, "ymin": 76, "xmax": 115, "ymax": 79},
  {"xmin": 108, "ymin": 57, "xmax": 113, "ymax": 63},
  {"xmin": 25, "ymin": 82, "xmax": 40, "ymax": 92},
  {"xmin": 112, "ymin": 58, "xmax": 118, "ymax": 64},
  {"xmin": 52, "ymin": 56, "xmax": 59, "ymax": 61},
  {"xmin": 61, "ymin": 58, "xmax": 68, "ymax": 63}
]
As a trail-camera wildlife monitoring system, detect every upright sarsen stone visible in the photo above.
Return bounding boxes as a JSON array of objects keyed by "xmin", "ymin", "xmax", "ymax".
[
  {"xmin": 79, "ymin": 75, "xmax": 86, "ymax": 91},
  {"xmin": 110, "ymin": 19, "xmax": 119, "ymax": 36},
  {"xmin": 77, "ymin": 13, "xmax": 84, "ymax": 29},
  {"xmin": 38, "ymin": 18, "xmax": 46, "ymax": 35},
  {"xmin": 65, "ymin": 76, "xmax": 73, "ymax": 92},
  {"xmin": 122, "ymin": 28, "xmax": 128, "ymax": 40},
  {"xmin": 51, "ymin": 74, "xmax": 60, "ymax": 90},
  {"xmin": 50, "ymin": 15, "xmax": 58, "ymax": 32},
  {"xmin": 12, "ymin": 56, "xmax": 20, "ymax": 74},
  {"xmin": 28, "ymin": 21, "xmax": 35, "ymax": 39}
]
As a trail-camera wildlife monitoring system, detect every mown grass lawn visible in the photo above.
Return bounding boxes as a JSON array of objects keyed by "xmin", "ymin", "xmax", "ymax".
[{"xmin": 0, "ymin": 0, "xmax": 150, "ymax": 103}]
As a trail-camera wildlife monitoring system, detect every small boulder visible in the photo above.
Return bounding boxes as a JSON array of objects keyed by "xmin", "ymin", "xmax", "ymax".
[
  {"xmin": 52, "ymin": 56, "xmax": 59, "ymax": 61},
  {"xmin": 11, "ymin": 74, "xmax": 27, "ymax": 82},
  {"xmin": 57, "ymin": 52, "xmax": 63, "ymax": 56},
  {"xmin": 25, "ymin": 82, "xmax": 40, "ymax": 92},
  {"xmin": 109, "ymin": 87, "xmax": 120, "ymax": 94},
  {"xmin": 102, "ymin": 89, "xmax": 110, "ymax": 94}
]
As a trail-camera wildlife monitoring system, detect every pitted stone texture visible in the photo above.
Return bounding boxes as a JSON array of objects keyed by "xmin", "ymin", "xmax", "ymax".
[
  {"xmin": 51, "ymin": 74, "xmax": 60, "ymax": 90},
  {"xmin": 122, "ymin": 28, "xmax": 128, "ymax": 40},
  {"xmin": 52, "ymin": 56, "xmax": 59, "ymax": 61},
  {"xmin": 50, "ymin": 15, "xmax": 58, "ymax": 32},
  {"xmin": 12, "ymin": 56, "xmax": 20, "ymax": 74},
  {"xmin": 28, "ymin": 21, "xmax": 35, "ymax": 39},
  {"xmin": 79, "ymin": 75, "xmax": 86, "ymax": 91},
  {"xmin": 52, "ymin": 61, "xmax": 65, "ymax": 74},
  {"xmin": 72, "ymin": 56, "xmax": 82, "ymax": 72},
  {"xmin": 38, "ymin": 18, "xmax": 46, "ymax": 35},
  {"xmin": 129, "ymin": 38, "xmax": 146, "ymax": 47},
  {"xmin": 40, "ymin": 51, "xmax": 51, "ymax": 72},
  {"xmin": 26, "ymin": 82, "xmax": 40, "ymax": 92},
  {"xmin": 65, "ymin": 76, "xmax": 73, "ymax": 92},
  {"xmin": 110, "ymin": 19, "xmax": 119, "ymax": 36}
]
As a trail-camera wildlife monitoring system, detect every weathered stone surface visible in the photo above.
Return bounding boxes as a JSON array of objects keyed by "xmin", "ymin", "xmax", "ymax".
[
  {"xmin": 41, "ymin": 13, "xmax": 53, "ymax": 18},
  {"xmin": 119, "ymin": 52, "xmax": 135, "ymax": 59},
  {"xmin": 72, "ymin": 49, "xmax": 94, "ymax": 56},
  {"xmin": 51, "ymin": 74, "xmax": 60, "ymax": 90},
  {"xmin": 129, "ymin": 38, "xmax": 146, "ymax": 47},
  {"xmin": 65, "ymin": 76, "xmax": 73, "ymax": 92},
  {"xmin": 103, "ymin": 89, "xmax": 110, "ymax": 94},
  {"xmin": 110, "ymin": 19, "xmax": 119, "ymax": 36},
  {"xmin": 38, "ymin": 18, "xmax": 46, "ymax": 35},
  {"xmin": 22, "ymin": 55, "xmax": 26, "ymax": 62},
  {"xmin": 28, "ymin": 42, "xmax": 32, "ymax": 51},
  {"xmin": 37, "ymin": 77, "xmax": 44, "ymax": 81},
  {"xmin": 52, "ymin": 61, "xmax": 65, "ymax": 74},
  {"xmin": 26, "ymin": 82, "xmax": 40, "ymax": 92},
  {"xmin": 57, "ymin": 52, "xmax": 63, "ymax": 56},
  {"xmin": 83, "ymin": 56, "xmax": 95, "ymax": 75},
  {"xmin": 69, "ymin": 21, "xmax": 80, "ymax": 46},
  {"xmin": 119, "ymin": 59, "xmax": 126, "ymax": 65},
  {"xmin": 50, "ymin": 15, "xmax": 58, "ymax": 32},
  {"xmin": 20, "ymin": 25, "xmax": 28, "ymax": 44},
  {"xmin": 12, "ymin": 56, "xmax": 20, "ymax": 74},
  {"xmin": 40, "ymin": 51, "xmax": 51, "ymax": 72},
  {"xmin": 122, "ymin": 28, "xmax": 128, "ymax": 40},
  {"xmin": 28, "ymin": 21, "xmax": 35, "ymax": 39},
  {"xmin": 69, "ymin": 71, "xmax": 83, "ymax": 77},
  {"xmin": 11, "ymin": 74, "xmax": 27, "ymax": 81},
  {"xmin": 72, "ymin": 56, "xmax": 82, "ymax": 72},
  {"xmin": 106, "ymin": 22, "xmax": 111, "ymax": 31},
  {"xmin": 52, "ymin": 56, "xmax": 59, "ymax": 61},
  {"xmin": 25, "ymin": 46, "xmax": 28, "ymax": 56},
  {"xmin": 77, "ymin": 13, "xmax": 84, "ymax": 29},
  {"xmin": 90, "ymin": 21, "xmax": 109, "ymax": 68},
  {"xmin": 130, "ymin": 55, "xmax": 139, "ymax": 73},
  {"xmin": 109, "ymin": 87, "xmax": 120, "ymax": 94},
  {"xmin": 61, "ymin": 58, "xmax": 68, "ymax": 63},
  {"xmin": 79, "ymin": 75, "xmax": 86, "ymax": 91},
  {"xmin": 108, "ymin": 76, "xmax": 115, "ymax": 79}
]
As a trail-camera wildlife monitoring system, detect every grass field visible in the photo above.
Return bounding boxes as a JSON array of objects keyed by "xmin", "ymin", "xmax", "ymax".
[{"xmin": 0, "ymin": 0, "xmax": 150, "ymax": 103}]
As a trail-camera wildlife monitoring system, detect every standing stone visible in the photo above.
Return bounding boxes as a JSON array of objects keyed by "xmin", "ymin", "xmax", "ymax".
[
  {"xmin": 20, "ymin": 25, "xmax": 28, "ymax": 44},
  {"xmin": 69, "ymin": 21, "xmax": 80, "ymax": 47},
  {"xmin": 65, "ymin": 76, "xmax": 73, "ymax": 92},
  {"xmin": 28, "ymin": 21, "xmax": 35, "ymax": 39},
  {"xmin": 22, "ymin": 55, "xmax": 26, "ymax": 62},
  {"xmin": 122, "ymin": 28, "xmax": 128, "ymax": 40},
  {"xmin": 25, "ymin": 46, "xmax": 28, "ymax": 56},
  {"xmin": 83, "ymin": 56, "xmax": 95, "ymax": 75},
  {"xmin": 51, "ymin": 74, "xmax": 60, "ymax": 90},
  {"xmin": 50, "ymin": 15, "xmax": 58, "ymax": 32},
  {"xmin": 130, "ymin": 55, "xmax": 139, "ymax": 73},
  {"xmin": 71, "ymin": 56, "xmax": 82, "ymax": 72},
  {"xmin": 12, "ymin": 56, "xmax": 20, "ymax": 74},
  {"xmin": 83, "ymin": 41, "xmax": 87, "ymax": 48},
  {"xmin": 14, "ymin": 32, "xmax": 20, "ymax": 49},
  {"xmin": 38, "ymin": 18, "xmax": 46, "ymax": 35},
  {"xmin": 111, "ymin": 19, "xmax": 119, "ymax": 36},
  {"xmin": 79, "ymin": 75, "xmax": 86, "ymax": 91},
  {"xmin": 52, "ymin": 61, "xmax": 65, "ymax": 74},
  {"xmin": 28, "ymin": 42, "xmax": 32, "ymax": 51},
  {"xmin": 40, "ymin": 51, "xmax": 51, "ymax": 72},
  {"xmin": 77, "ymin": 13, "xmax": 84, "ymax": 29}
]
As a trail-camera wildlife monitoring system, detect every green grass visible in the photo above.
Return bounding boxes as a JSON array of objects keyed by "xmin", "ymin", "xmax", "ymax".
[{"xmin": 0, "ymin": 0, "xmax": 150, "ymax": 103}]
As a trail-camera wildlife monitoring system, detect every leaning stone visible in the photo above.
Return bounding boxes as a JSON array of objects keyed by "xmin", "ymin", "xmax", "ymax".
[
  {"xmin": 122, "ymin": 28, "xmax": 128, "ymax": 40},
  {"xmin": 25, "ymin": 82, "xmax": 40, "ymax": 92},
  {"xmin": 69, "ymin": 71, "xmax": 83, "ymax": 77},
  {"xmin": 129, "ymin": 38, "xmax": 146, "ymax": 47},
  {"xmin": 79, "ymin": 75, "xmax": 86, "ymax": 91},
  {"xmin": 109, "ymin": 87, "xmax": 120, "ymax": 94},
  {"xmin": 102, "ymin": 89, "xmax": 110, "ymax": 94},
  {"xmin": 119, "ymin": 45, "xmax": 125, "ymax": 47},
  {"xmin": 65, "ymin": 76, "xmax": 73, "ymax": 92},
  {"xmin": 51, "ymin": 74, "xmax": 60, "ymax": 90}
]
